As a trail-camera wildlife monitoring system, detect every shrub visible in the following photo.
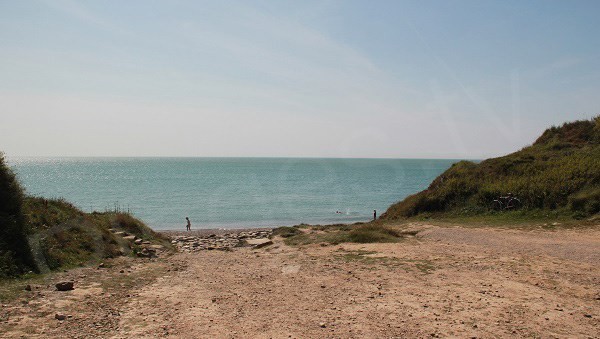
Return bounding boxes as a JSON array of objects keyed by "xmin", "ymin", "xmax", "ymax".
[
  {"xmin": 569, "ymin": 187, "xmax": 600, "ymax": 215},
  {"xmin": 284, "ymin": 224, "xmax": 402, "ymax": 245},
  {"xmin": 347, "ymin": 225, "xmax": 401, "ymax": 243},
  {"xmin": 271, "ymin": 226, "xmax": 302, "ymax": 238},
  {"xmin": 0, "ymin": 153, "xmax": 35, "ymax": 277}
]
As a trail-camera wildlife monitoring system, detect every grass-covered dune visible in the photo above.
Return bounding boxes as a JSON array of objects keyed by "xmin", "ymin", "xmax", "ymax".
[
  {"xmin": 382, "ymin": 117, "xmax": 600, "ymax": 221},
  {"xmin": 24, "ymin": 197, "xmax": 171, "ymax": 273},
  {"xmin": 0, "ymin": 153, "xmax": 170, "ymax": 278}
]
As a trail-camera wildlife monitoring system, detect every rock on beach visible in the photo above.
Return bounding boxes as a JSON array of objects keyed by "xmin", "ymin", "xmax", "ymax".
[
  {"xmin": 167, "ymin": 229, "xmax": 273, "ymax": 253},
  {"xmin": 55, "ymin": 281, "xmax": 74, "ymax": 291}
]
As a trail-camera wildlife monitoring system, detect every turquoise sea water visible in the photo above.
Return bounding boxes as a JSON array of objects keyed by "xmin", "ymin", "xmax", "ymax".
[{"xmin": 8, "ymin": 157, "xmax": 458, "ymax": 230}]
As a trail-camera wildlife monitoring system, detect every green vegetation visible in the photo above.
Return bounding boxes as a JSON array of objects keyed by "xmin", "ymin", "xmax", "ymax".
[
  {"xmin": 382, "ymin": 117, "xmax": 600, "ymax": 221},
  {"xmin": 0, "ymin": 153, "xmax": 170, "ymax": 278},
  {"xmin": 271, "ymin": 226, "xmax": 303, "ymax": 238},
  {"xmin": 0, "ymin": 153, "xmax": 35, "ymax": 277},
  {"xmin": 282, "ymin": 223, "xmax": 404, "ymax": 246},
  {"xmin": 24, "ymin": 197, "xmax": 170, "ymax": 272},
  {"xmin": 346, "ymin": 224, "xmax": 402, "ymax": 243}
]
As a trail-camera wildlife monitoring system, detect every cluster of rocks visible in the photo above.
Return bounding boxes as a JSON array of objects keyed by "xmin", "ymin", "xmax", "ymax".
[
  {"xmin": 171, "ymin": 230, "xmax": 273, "ymax": 252},
  {"xmin": 109, "ymin": 229, "xmax": 165, "ymax": 258}
]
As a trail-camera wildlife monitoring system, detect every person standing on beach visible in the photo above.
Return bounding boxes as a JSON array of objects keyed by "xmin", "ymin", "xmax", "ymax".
[{"xmin": 186, "ymin": 217, "xmax": 191, "ymax": 231}]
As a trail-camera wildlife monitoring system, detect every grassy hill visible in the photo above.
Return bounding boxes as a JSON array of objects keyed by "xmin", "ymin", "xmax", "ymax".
[
  {"xmin": 382, "ymin": 117, "xmax": 600, "ymax": 221},
  {"xmin": 24, "ymin": 197, "xmax": 171, "ymax": 273},
  {"xmin": 0, "ymin": 153, "xmax": 170, "ymax": 278}
]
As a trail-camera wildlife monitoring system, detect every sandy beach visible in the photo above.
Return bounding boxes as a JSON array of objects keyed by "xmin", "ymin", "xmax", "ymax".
[{"xmin": 1, "ymin": 224, "xmax": 599, "ymax": 338}]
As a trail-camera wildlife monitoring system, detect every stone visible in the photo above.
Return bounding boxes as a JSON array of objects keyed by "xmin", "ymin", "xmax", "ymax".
[
  {"xmin": 137, "ymin": 248, "xmax": 156, "ymax": 258},
  {"xmin": 246, "ymin": 238, "xmax": 273, "ymax": 249},
  {"xmin": 319, "ymin": 322, "xmax": 327, "ymax": 328},
  {"xmin": 98, "ymin": 262, "xmax": 105, "ymax": 268},
  {"xmin": 134, "ymin": 239, "xmax": 143, "ymax": 245},
  {"xmin": 24, "ymin": 285, "xmax": 32, "ymax": 291},
  {"xmin": 55, "ymin": 281, "xmax": 74, "ymax": 291},
  {"xmin": 55, "ymin": 313, "xmax": 67, "ymax": 321},
  {"xmin": 123, "ymin": 235, "xmax": 137, "ymax": 241}
]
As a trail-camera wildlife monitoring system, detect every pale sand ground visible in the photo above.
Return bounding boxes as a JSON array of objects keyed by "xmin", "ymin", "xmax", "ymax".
[{"xmin": 1, "ymin": 224, "xmax": 599, "ymax": 338}]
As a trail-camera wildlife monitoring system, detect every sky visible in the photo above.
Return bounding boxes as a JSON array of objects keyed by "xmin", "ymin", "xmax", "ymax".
[{"xmin": 0, "ymin": 0, "xmax": 599, "ymax": 159}]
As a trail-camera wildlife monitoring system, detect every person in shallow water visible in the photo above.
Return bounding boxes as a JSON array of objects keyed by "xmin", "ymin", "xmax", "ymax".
[{"xmin": 186, "ymin": 217, "xmax": 191, "ymax": 231}]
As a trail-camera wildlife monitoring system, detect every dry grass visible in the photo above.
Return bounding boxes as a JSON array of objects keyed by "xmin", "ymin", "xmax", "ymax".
[{"xmin": 283, "ymin": 224, "xmax": 404, "ymax": 246}]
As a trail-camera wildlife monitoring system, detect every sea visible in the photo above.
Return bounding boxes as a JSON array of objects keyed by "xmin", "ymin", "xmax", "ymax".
[{"xmin": 8, "ymin": 157, "xmax": 458, "ymax": 230}]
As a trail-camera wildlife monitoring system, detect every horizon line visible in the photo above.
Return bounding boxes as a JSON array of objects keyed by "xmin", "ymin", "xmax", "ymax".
[{"xmin": 6, "ymin": 155, "xmax": 485, "ymax": 161}]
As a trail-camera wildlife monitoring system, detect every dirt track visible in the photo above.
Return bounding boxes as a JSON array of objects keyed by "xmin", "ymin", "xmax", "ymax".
[{"xmin": 2, "ymin": 225, "xmax": 599, "ymax": 338}]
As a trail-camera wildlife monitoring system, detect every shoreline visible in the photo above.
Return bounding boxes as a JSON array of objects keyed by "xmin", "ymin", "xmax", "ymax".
[
  {"xmin": 156, "ymin": 220, "xmax": 370, "ymax": 236},
  {"xmin": 157, "ymin": 227, "xmax": 275, "ymax": 237}
]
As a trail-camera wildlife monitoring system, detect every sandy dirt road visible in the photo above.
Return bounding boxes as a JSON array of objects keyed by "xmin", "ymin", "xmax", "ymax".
[{"xmin": 2, "ymin": 225, "xmax": 599, "ymax": 338}]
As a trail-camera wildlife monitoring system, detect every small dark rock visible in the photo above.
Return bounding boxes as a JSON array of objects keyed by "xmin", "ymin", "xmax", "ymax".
[
  {"xmin": 55, "ymin": 313, "xmax": 67, "ymax": 321},
  {"xmin": 24, "ymin": 285, "xmax": 32, "ymax": 291},
  {"xmin": 55, "ymin": 281, "xmax": 74, "ymax": 291}
]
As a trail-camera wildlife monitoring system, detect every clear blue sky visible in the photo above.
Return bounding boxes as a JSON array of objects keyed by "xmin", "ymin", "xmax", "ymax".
[{"xmin": 1, "ymin": 0, "xmax": 598, "ymax": 158}]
